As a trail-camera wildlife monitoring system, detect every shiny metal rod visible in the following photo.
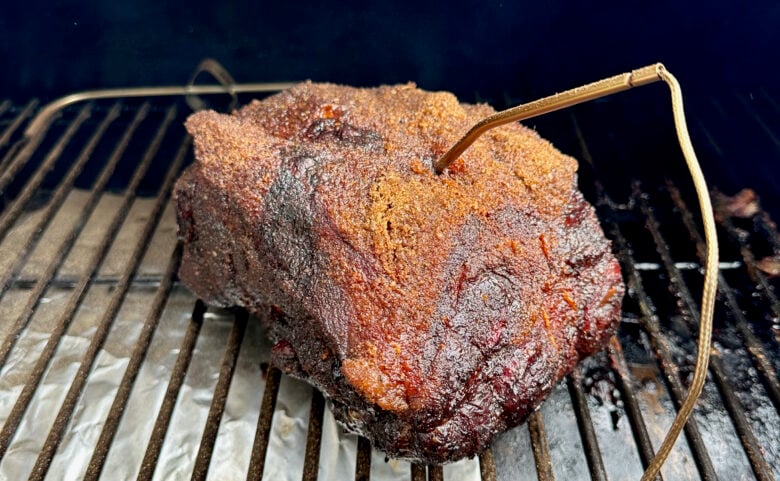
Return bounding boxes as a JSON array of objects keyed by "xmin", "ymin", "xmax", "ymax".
[{"xmin": 24, "ymin": 82, "xmax": 297, "ymax": 139}]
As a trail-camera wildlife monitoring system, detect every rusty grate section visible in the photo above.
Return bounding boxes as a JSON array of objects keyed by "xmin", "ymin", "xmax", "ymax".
[{"xmin": 0, "ymin": 89, "xmax": 777, "ymax": 481}]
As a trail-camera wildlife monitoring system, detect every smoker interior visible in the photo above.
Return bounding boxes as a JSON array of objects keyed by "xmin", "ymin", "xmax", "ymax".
[{"xmin": 0, "ymin": 87, "xmax": 778, "ymax": 481}]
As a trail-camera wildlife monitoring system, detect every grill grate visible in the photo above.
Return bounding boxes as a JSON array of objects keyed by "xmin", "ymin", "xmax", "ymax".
[{"xmin": 0, "ymin": 87, "xmax": 777, "ymax": 481}]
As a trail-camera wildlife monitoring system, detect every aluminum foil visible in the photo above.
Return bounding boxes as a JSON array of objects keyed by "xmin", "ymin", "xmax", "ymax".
[{"xmin": 0, "ymin": 191, "xmax": 481, "ymax": 481}]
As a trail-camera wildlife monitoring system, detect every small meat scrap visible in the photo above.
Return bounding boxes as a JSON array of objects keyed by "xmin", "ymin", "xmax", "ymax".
[
  {"xmin": 756, "ymin": 256, "xmax": 780, "ymax": 278},
  {"xmin": 174, "ymin": 82, "xmax": 624, "ymax": 463},
  {"xmin": 715, "ymin": 188, "xmax": 761, "ymax": 219}
]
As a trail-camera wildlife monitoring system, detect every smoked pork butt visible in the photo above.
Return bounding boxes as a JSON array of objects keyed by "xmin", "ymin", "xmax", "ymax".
[{"xmin": 174, "ymin": 82, "xmax": 624, "ymax": 463}]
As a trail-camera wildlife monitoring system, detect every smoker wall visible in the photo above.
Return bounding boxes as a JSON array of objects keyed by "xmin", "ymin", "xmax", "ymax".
[{"xmin": 3, "ymin": 1, "xmax": 778, "ymax": 101}]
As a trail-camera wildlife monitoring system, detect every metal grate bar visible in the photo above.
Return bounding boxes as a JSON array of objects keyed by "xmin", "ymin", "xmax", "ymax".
[
  {"xmin": 606, "ymin": 338, "xmax": 662, "ymax": 481},
  {"xmin": 602, "ymin": 204, "xmax": 718, "ymax": 480},
  {"xmin": 478, "ymin": 450, "xmax": 496, "ymax": 481},
  {"xmin": 191, "ymin": 309, "xmax": 249, "ymax": 481},
  {"xmin": 0, "ymin": 109, "xmax": 179, "ymax": 462},
  {"xmin": 0, "ymin": 105, "xmax": 177, "ymax": 474},
  {"xmin": 410, "ymin": 463, "xmax": 426, "ymax": 481},
  {"xmin": 0, "ymin": 103, "xmax": 153, "ymax": 371},
  {"xmin": 428, "ymin": 465, "xmax": 444, "ymax": 481},
  {"xmin": 246, "ymin": 366, "xmax": 282, "ymax": 481},
  {"xmin": 0, "ymin": 103, "xmax": 116, "ymax": 243},
  {"xmin": 137, "ymin": 299, "xmax": 207, "ymax": 481},
  {"xmin": 714, "ymin": 207, "xmax": 780, "ymax": 319},
  {"xmin": 27, "ymin": 136, "xmax": 190, "ymax": 481},
  {"xmin": 0, "ymin": 112, "xmax": 180, "ymax": 458},
  {"xmin": 0, "ymin": 100, "xmax": 39, "ymax": 173},
  {"xmin": 354, "ymin": 437, "xmax": 371, "ymax": 481},
  {"xmin": 567, "ymin": 368, "xmax": 608, "ymax": 481},
  {"xmin": 302, "ymin": 391, "xmax": 326, "ymax": 481},
  {"xmin": 9, "ymin": 273, "xmax": 165, "ymax": 288},
  {"xmin": 636, "ymin": 185, "xmax": 775, "ymax": 481},
  {"xmin": 0, "ymin": 100, "xmax": 37, "ymax": 150},
  {"xmin": 0, "ymin": 103, "xmax": 122, "ymax": 298},
  {"xmin": 0, "ymin": 103, "xmax": 93, "ymax": 240},
  {"xmin": 83, "ymin": 244, "xmax": 182, "ymax": 481},
  {"xmin": 0, "ymin": 101, "xmax": 78, "ymax": 197},
  {"xmin": 709, "ymin": 356, "xmax": 776, "ymax": 481},
  {"xmin": 0, "ymin": 98, "xmax": 13, "ymax": 161},
  {"xmin": 667, "ymin": 183, "xmax": 780, "ymax": 411},
  {"xmin": 10, "ymin": 102, "xmax": 146, "ymax": 253},
  {"xmin": 528, "ymin": 411, "xmax": 554, "ymax": 481}
]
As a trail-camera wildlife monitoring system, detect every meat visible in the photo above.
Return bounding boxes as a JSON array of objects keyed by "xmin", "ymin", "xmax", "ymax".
[{"xmin": 173, "ymin": 81, "xmax": 624, "ymax": 464}]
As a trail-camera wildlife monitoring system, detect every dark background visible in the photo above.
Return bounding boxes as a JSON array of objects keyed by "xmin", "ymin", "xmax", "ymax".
[
  {"xmin": 2, "ymin": 0, "xmax": 779, "ymax": 215},
  {"xmin": 2, "ymin": 1, "xmax": 778, "ymax": 100}
]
